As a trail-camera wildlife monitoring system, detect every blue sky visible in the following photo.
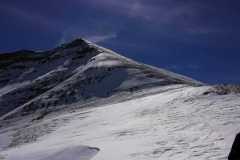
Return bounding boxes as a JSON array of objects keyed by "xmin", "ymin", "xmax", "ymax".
[{"xmin": 0, "ymin": 0, "xmax": 240, "ymax": 84}]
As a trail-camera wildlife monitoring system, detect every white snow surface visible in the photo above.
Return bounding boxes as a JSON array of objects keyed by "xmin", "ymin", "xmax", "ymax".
[
  {"xmin": 0, "ymin": 85, "xmax": 239, "ymax": 160},
  {"xmin": 0, "ymin": 39, "xmax": 238, "ymax": 160}
]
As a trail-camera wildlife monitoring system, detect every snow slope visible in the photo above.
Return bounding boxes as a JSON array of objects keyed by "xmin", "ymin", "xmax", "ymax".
[
  {"xmin": 0, "ymin": 39, "xmax": 239, "ymax": 160},
  {"xmin": 0, "ymin": 85, "xmax": 239, "ymax": 160}
]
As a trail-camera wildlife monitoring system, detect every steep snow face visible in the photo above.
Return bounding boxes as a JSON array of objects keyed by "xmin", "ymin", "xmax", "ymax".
[
  {"xmin": 0, "ymin": 86, "xmax": 239, "ymax": 160},
  {"xmin": 0, "ymin": 39, "xmax": 201, "ymax": 119}
]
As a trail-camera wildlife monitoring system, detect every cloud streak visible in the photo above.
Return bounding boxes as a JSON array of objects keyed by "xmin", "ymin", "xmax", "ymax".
[
  {"xmin": 81, "ymin": 0, "xmax": 229, "ymax": 35},
  {"xmin": 58, "ymin": 26, "xmax": 117, "ymax": 45},
  {"xmin": 86, "ymin": 33, "xmax": 117, "ymax": 43}
]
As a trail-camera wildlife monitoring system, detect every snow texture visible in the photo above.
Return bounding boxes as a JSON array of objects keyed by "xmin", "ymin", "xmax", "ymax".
[
  {"xmin": 1, "ymin": 86, "xmax": 240, "ymax": 160},
  {"xmin": 0, "ymin": 39, "xmax": 238, "ymax": 160}
]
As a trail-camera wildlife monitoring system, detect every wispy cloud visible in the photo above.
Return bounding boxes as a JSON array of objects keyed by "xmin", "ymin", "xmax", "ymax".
[
  {"xmin": 85, "ymin": 33, "xmax": 117, "ymax": 43},
  {"xmin": 0, "ymin": 0, "xmax": 231, "ymax": 48},
  {"xmin": 81, "ymin": 0, "xmax": 224, "ymax": 35},
  {"xmin": 58, "ymin": 26, "xmax": 117, "ymax": 45}
]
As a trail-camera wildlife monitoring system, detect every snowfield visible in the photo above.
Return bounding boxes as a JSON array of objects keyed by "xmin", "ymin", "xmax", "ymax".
[
  {"xmin": 1, "ymin": 85, "xmax": 240, "ymax": 160},
  {"xmin": 0, "ymin": 39, "xmax": 239, "ymax": 160}
]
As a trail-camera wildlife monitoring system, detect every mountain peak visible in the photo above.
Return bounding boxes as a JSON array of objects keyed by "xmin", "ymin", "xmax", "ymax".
[
  {"xmin": 60, "ymin": 38, "xmax": 90, "ymax": 49},
  {"xmin": 0, "ymin": 41, "xmax": 239, "ymax": 160},
  {"xmin": 0, "ymin": 39, "xmax": 202, "ymax": 120}
]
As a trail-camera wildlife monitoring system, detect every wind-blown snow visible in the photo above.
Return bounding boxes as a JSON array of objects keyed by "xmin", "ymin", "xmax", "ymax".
[
  {"xmin": 0, "ymin": 39, "xmax": 238, "ymax": 160},
  {"xmin": 2, "ymin": 144, "xmax": 99, "ymax": 160},
  {"xmin": 0, "ymin": 86, "xmax": 239, "ymax": 160}
]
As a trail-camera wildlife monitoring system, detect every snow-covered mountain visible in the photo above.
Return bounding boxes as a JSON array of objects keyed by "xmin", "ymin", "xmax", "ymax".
[
  {"xmin": 0, "ymin": 39, "xmax": 239, "ymax": 160},
  {"xmin": 0, "ymin": 39, "xmax": 201, "ymax": 120}
]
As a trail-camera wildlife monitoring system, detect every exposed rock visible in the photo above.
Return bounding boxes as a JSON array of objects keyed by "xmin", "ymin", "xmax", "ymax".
[
  {"xmin": 229, "ymin": 133, "xmax": 240, "ymax": 160},
  {"xmin": 203, "ymin": 84, "xmax": 240, "ymax": 95}
]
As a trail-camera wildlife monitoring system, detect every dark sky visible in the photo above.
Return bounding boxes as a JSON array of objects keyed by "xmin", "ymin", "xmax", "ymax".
[{"xmin": 1, "ymin": 0, "xmax": 240, "ymax": 84}]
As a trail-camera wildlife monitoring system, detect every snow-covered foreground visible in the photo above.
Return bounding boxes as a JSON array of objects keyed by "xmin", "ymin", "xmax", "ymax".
[{"xmin": 1, "ymin": 85, "xmax": 239, "ymax": 160}]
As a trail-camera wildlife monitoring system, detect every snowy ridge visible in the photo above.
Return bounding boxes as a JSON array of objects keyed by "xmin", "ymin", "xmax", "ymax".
[
  {"xmin": 86, "ymin": 39, "xmax": 202, "ymax": 86},
  {"xmin": 0, "ymin": 39, "xmax": 201, "ymax": 120}
]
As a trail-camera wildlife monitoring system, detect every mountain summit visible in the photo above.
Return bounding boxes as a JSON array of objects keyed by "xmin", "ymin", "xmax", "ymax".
[
  {"xmin": 0, "ymin": 39, "xmax": 239, "ymax": 160},
  {"xmin": 0, "ymin": 38, "xmax": 201, "ymax": 119}
]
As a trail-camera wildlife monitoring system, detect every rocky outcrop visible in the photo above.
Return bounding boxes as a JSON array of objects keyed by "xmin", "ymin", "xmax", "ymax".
[{"xmin": 229, "ymin": 133, "xmax": 240, "ymax": 160}]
